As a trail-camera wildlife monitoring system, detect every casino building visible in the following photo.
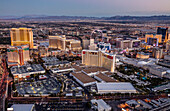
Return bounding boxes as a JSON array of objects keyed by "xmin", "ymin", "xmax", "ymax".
[
  {"xmin": 7, "ymin": 45, "xmax": 30, "ymax": 66},
  {"xmin": 82, "ymin": 50, "xmax": 116, "ymax": 72},
  {"xmin": 49, "ymin": 35, "xmax": 82, "ymax": 51},
  {"xmin": 10, "ymin": 28, "xmax": 34, "ymax": 49}
]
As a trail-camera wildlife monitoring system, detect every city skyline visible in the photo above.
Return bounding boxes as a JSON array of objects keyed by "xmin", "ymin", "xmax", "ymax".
[
  {"xmin": 1, "ymin": 0, "xmax": 170, "ymax": 17},
  {"xmin": 0, "ymin": 1, "xmax": 170, "ymax": 110}
]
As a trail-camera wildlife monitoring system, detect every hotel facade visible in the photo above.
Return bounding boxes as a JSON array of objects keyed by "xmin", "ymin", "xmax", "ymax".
[
  {"xmin": 10, "ymin": 28, "xmax": 34, "ymax": 48},
  {"xmin": 7, "ymin": 45, "xmax": 30, "ymax": 66},
  {"xmin": 49, "ymin": 35, "xmax": 82, "ymax": 51},
  {"xmin": 82, "ymin": 50, "xmax": 116, "ymax": 72}
]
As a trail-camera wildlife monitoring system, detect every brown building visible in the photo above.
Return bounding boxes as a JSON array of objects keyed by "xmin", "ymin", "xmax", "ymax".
[
  {"xmin": 152, "ymin": 48, "xmax": 163, "ymax": 59},
  {"xmin": 49, "ymin": 35, "xmax": 82, "ymax": 51}
]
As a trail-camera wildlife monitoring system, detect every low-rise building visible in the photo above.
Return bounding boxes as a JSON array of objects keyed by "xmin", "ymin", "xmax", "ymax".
[
  {"xmin": 10, "ymin": 64, "xmax": 45, "ymax": 81},
  {"xmin": 97, "ymin": 42, "xmax": 111, "ymax": 50},
  {"xmin": 153, "ymin": 83, "xmax": 170, "ymax": 92},
  {"xmin": 146, "ymin": 65, "xmax": 169, "ymax": 78},
  {"xmin": 125, "ymin": 100, "xmax": 140, "ymax": 109},
  {"xmin": 136, "ymin": 52, "xmax": 149, "ymax": 59},
  {"xmin": 158, "ymin": 59, "xmax": 170, "ymax": 68},
  {"xmin": 7, "ymin": 104, "xmax": 35, "ymax": 111},
  {"xmin": 42, "ymin": 57, "xmax": 70, "ymax": 69},
  {"xmin": 70, "ymin": 72, "xmax": 96, "ymax": 87},
  {"xmin": 82, "ymin": 67, "xmax": 108, "ymax": 76},
  {"xmin": 96, "ymin": 82, "xmax": 137, "ymax": 94},
  {"xmin": 164, "ymin": 55, "xmax": 170, "ymax": 61},
  {"xmin": 94, "ymin": 73, "xmax": 116, "ymax": 82},
  {"xmin": 51, "ymin": 66, "xmax": 75, "ymax": 73},
  {"xmin": 137, "ymin": 100, "xmax": 153, "ymax": 109},
  {"xmin": 91, "ymin": 99, "xmax": 111, "ymax": 111}
]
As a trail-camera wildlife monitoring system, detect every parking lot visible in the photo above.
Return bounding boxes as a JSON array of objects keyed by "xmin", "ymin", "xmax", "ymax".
[{"xmin": 15, "ymin": 77, "xmax": 61, "ymax": 96}]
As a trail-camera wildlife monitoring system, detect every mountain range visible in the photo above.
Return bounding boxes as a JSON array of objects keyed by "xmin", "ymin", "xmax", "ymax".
[{"xmin": 0, "ymin": 15, "xmax": 170, "ymax": 21}]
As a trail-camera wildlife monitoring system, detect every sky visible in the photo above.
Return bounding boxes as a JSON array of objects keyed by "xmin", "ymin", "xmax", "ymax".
[{"xmin": 1, "ymin": 0, "xmax": 170, "ymax": 17}]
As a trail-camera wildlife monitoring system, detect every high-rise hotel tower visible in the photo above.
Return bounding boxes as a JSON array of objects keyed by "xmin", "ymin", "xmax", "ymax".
[
  {"xmin": 82, "ymin": 50, "xmax": 116, "ymax": 72},
  {"xmin": 7, "ymin": 45, "xmax": 30, "ymax": 66},
  {"xmin": 10, "ymin": 28, "xmax": 33, "ymax": 48}
]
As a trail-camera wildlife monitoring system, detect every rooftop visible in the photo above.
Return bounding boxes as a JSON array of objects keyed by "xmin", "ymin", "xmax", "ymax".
[
  {"xmin": 91, "ymin": 99, "xmax": 111, "ymax": 111},
  {"xmin": 9, "ymin": 104, "xmax": 34, "ymax": 111},
  {"xmin": 104, "ymin": 72, "xmax": 114, "ymax": 76},
  {"xmin": 10, "ymin": 64, "xmax": 45, "ymax": 75},
  {"xmin": 96, "ymin": 82, "xmax": 136, "ymax": 92},
  {"xmin": 71, "ymin": 72, "xmax": 96, "ymax": 84},
  {"xmin": 83, "ymin": 67, "xmax": 108, "ymax": 74},
  {"xmin": 95, "ymin": 73, "xmax": 116, "ymax": 82},
  {"xmin": 147, "ymin": 65, "xmax": 169, "ymax": 72},
  {"xmin": 42, "ymin": 57, "xmax": 59, "ymax": 63},
  {"xmin": 72, "ymin": 65, "xmax": 85, "ymax": 72}
]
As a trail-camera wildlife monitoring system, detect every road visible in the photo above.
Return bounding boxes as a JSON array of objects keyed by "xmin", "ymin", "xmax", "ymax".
[{"xmin": 0, "ymin": 55, "xmax": 9, "ymax": 111}]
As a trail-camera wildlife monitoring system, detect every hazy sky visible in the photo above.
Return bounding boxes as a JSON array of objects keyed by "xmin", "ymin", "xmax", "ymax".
[{"xmin": 1, "ymin": 0, "xmax": 170, "ymax": 16}]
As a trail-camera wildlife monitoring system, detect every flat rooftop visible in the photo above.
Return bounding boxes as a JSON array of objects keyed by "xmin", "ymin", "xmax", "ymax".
[
  {"xmin": 71, "ymin": 72, "xmax": 96, "ymax": 84},
  {"xmin": 91, "ymin": 99, "xmax": 111, "ymax": 111},
  {"xmin": 10, "ymin": 64, "xmax": 45, "ymax": 75},
  {"xmin": 42, "ymin": 57, "xmax": 59, "ymax": 63},
  {"xmin": 10, "ymin": 104, "xmax": 34, "ymax": 111},
  {"xmin": 83, "ymin": 67, "xmax": 108, "ymax": 74},
  {"xmin": 72, "ymin": 65, "xmax": 85, "ymax": 72},
  {"xmin": 104, "ymin": 72, "xmax": 113, "ymax": 76},
  {"xmin": 147, "ymin": 65, "xmax": 169, "ymax": 72},
  {"xmin": 153, "ymin": 83, "xmax": 170, "ymax": 92},
  {"xmin": 52, "ymin": 66, "xmax": 73, "ymax": 71},
  {"xmin": 97, "ymin": 82, "xmax": 136, "ymax": 92},
  {"xmin": 95, "ymin": 73, "xmax": 116, "ymax": 82},
  {"xmin": 44, "ymin": 60, "xmax": 70, "ymax": 66}
]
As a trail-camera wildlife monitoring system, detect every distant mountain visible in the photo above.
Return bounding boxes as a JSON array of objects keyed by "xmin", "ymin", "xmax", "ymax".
[
  {"xmin": 0, "ymin": 15, "xmax": 46, "ymax": 20},
  {"xmin": 105, "ymin": 15, "xmax": 170, "ymax": 20},
  {"xmin": 0, "ymin": 16, "xmax": 20, "ymax": 19},
  {"xmin": 0, "ymin": 15, "xmax": 170, "ymax": 21},
  {"xmin": 0, "ymin": 15, "xmax": 100, "ymax": 21}
]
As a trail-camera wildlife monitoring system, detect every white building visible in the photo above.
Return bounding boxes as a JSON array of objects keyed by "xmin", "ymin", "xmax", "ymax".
[
  {"xmin": 91, "ymin": 99, "xmax": 112, "ymax": 111},
  {"xmin": 96, "ymin": 82, "xmax": 137, "ymax": 94},
  {"xmin": 7, "ymin": 104, "xmax": 35, "ymax": 111},
  {"xmin": 82, "ymin": 50, "xmax": 116, "ymax": 72},
  {"xmin": 51, "ymin": 67, "xmax": 75, "ymax": 73},
  {"xmin": 88, "ymin": 39, "xmax": 97, "ymax": 50},
  {"xmin": 10, "ymin": 64, "xmax": 45, "ymax": 80},
  {"xmin": 97, "ymin": 42, "xmax": 111, "ymax": 50},
  {"xmin": 146, "ymin": 65, "xmax": 169, "ymax": 78}
]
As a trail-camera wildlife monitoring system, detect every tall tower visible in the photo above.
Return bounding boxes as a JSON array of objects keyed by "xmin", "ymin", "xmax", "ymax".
[
  {"xmin": 49, "ymin": 35, "xmax": 66, "ymax": 50},
  {"xmin": 7, "ymin": 45, "xmax": 30, "ymax": 66},
  {"xmin": 157, "ymin": 27, "xmax": 169, "ymax": 43},
  {"xmin": 82, "ymin": 50, "xmax": 116, "ymax": 72},
  {"xmin": 10, "ymin": 28, "xmax": 33, "ymax": 48}
]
